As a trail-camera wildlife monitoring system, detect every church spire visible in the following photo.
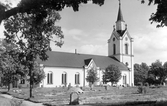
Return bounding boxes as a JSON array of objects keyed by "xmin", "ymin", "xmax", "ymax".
[
  {"xmin": 117, "ymin": 0, "xmax": 124, "ymax": 22},
  {"xmin": 116, "ymin": 0, "xmax": 126, "ymax": 32}
]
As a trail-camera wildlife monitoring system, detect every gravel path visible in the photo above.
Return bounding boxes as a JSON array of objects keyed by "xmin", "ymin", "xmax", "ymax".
[{"xmin": 0, "ymin": 94, "xmax": 44, "ymax": 106}]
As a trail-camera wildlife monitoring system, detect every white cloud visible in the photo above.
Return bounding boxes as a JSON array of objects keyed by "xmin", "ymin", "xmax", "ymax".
[
  {"xmin": 0, "ymin": 0, "xmax": 20, "ymax": 7},
  {"xmin": 134, "ymin": 25, "xmax": 167, "ymax": 65},
  {"xmin": 51, "ymin": 28, "xmax": 110, "ymax": 56},
  {"xmin": 79, "ymin": 44, "xmax": 107, "ymax": 56},
  {"xmin": 62, "ymin": 28, "xmax": 88, "ymax": 41}
]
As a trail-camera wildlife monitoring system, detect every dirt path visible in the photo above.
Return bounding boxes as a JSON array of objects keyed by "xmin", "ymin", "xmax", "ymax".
[{"xmin": 0, "ymin": 94, "xmax": 44, "ymax": 106}]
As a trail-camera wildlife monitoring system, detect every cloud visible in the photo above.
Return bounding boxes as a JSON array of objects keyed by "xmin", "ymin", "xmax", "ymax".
[
  {"xmin": 62, "ymin": 28, "xmax": 88, "ymax": 41},
  {"xmin": 79, "ymin": 44, "xmax": 107, "ymax": 56},
  {"xmin": 50, "ymin": 28, "xmax": 109, "ymax": 56},
  {"xmin": 50, "ymin": 28, "xmax": 108, "ymax": 56},
  {"xmin": 134, "ymin": 25, "xmax": 167, "ymax": 65},
  {"xmin": 0, "ymin": 0, "xmax": 20, "ymax": 7}
]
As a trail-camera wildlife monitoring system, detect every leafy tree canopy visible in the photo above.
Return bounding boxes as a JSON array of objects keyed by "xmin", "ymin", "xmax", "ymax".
[
  {"xmin": 0, "ymin": 39, "xmax": 24, "ymax": 90},
  {"xmin": 0, "ymin": 0, "xmax": 104, "ymax": 23},
  {"xmin": 141, "ymin": 0, "xmax": 167, "ymax": 27},
  {"xmin": 103, "ymin": 64, "xmax": 121, "ymax": 85},
  {"xmin": 3, "ymin": 8, "xmax": 63, "ymax": 97},
  {"xmin": 134, "ymin": 63, "xmax": 149, "ymax": 85},
  {"xmin": 148, "ymin": 60, "xmax": 167, "ymax": 85},
  {"xmin": 86, "ymin": 68, "xmax": 99, "ymax": 85},
  {"xmin": 163, "ymin": 61, "xmax": 167, "ymax": 68}
]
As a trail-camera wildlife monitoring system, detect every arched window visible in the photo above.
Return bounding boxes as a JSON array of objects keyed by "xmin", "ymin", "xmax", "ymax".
[
  {"xmin": 123, "ymin": 75, "xmax": 127, "ymax": 85},
  {"xmin": 125, "ymin": 44, "xmax": 128, "ymax": 54},
  {"xmin": 75, "ymin": 72, "xmax": 80, "ymax": 84},
  {"xmin": 47, "ymin": 71, "xmax": 53, "ymax": 84},
  {"xmin": 113, "ymin": 44, "xmax": 116, "ymax": 55},
  {"xmin": 62, "ymin": 72, "xmax": 67, "ymax": 84}
]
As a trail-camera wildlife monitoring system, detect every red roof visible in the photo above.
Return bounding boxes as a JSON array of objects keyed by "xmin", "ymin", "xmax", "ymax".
[{"xmin": 38, "ymin": 51, "xmax": 129, "ymax": 70}]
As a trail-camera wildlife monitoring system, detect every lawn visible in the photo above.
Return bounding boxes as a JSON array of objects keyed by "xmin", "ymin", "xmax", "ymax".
[{"xmin": 2, "ymin": 85, "xmax": 167, "ymax": 106}]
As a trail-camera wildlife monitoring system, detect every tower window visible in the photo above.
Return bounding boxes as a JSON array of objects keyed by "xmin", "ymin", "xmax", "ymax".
[
  {"xmin": 125, "ymin": 44, "xmax": 128, "ymax": 54},
  {"xmin": 113, "ymin": 38, "xmax": 115, "ymax": 41},
  {"xmin": 113, "ymin": 44, "xmax": 116, "ymax": 55},
  {"xmin": 47, "ymin": 71, "xmax": 53, "ymax": 84}
]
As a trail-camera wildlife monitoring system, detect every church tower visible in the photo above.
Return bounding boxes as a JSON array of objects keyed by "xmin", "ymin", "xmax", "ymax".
[{"xmin": 108, "ymin": 1, "xmax": 134, "ymax": 86}]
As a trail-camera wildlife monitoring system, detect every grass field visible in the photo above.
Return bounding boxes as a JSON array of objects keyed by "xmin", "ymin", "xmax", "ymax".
[{"xmin": 1, "ymin": 85, "xmax": 167, "ymax": 106}]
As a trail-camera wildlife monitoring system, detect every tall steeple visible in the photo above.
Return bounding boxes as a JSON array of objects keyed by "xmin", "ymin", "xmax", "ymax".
[
  {"xmin": 117, "ymin": 0, "xmax": 124, "ymax": 22},
  {"xmin": 116, "ymin": 0, "xmax": 126, "ymax": 32},
  {"xmin": 108, "ymin": 0, "xmax": 134, "ymax": 86}
]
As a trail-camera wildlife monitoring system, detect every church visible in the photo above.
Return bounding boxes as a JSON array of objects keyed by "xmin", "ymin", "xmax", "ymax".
[{"xmin": 39, "ymin": 2, "xmax": 134, "ymax": 87}]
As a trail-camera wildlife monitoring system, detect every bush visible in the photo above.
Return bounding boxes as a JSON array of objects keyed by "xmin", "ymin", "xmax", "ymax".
[
  {"xmin": 144, "ymin": 82, "xmax": 149, "ymax": 87},
  {"xmin": 137, "ymin": 86, "xmax": 147, "ymax": 94},
  {"xmin": 10, "ymin": 99, "xmax": 23, "ymax": 106},
  {"xmin": 138, "ymin": 82, "xmax": 143, "ymax": 86},
  {"xmin": 18, "ymin": 84, "xmax": 22, "ymax": 89}
]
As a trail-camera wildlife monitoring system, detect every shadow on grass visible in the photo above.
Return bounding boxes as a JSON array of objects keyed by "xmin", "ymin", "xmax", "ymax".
[
  {"xmin": 43, "ymin": 101, "xmax": 167, "ymax": 106},
  {"xmin": 0, "ymin": 90, "xmax": 41, "ymax": 104},
  {"xmin": 82, "ymin": 101, "xmax": 167, "ymax": 106},
  {"xmin": 0, "ymin": 91, "xmax": 11, "ymax": 95}
]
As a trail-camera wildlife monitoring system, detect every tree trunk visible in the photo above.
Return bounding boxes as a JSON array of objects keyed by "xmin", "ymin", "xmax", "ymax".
[
  {"xmin": 8, "ymin": 83, "xmax": 10, "ymax": 91},
  {"xmin": 29, "ymin": 65, "xmax": 33, "ymax": 98}
]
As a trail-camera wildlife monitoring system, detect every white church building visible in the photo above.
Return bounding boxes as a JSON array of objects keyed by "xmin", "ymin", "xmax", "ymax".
[{"xmin": 39, "ymin": 2, "xmax": 134, "ymax": 87}]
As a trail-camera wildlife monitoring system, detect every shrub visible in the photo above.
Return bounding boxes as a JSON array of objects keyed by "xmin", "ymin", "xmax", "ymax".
[
  {"xmin": 18, "ymin": 84, "xmax": 22, "ymax": 89},
  {"xmin": 144, "ymin": 82, "xmax": 149, "ymax": 87},
  {"xmin": 138, "ymin": 82, "xmax": 143, "ymax": 86},
  {"xmin": 126, "ymin": 84, "xmax": 130, "ymax": 87},
  {"xmin": 10, "ymin": 99, "xmax": 22, "ymax": 106},
  {"xmin": 137, "ymin": 86, "xmax": 147, "ymax": 94}
]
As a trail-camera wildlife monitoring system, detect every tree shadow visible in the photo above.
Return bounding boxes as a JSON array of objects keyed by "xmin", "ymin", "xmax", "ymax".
[
  {"xmin": 80, "ymin": 100, "xmax": 167, "ymax": 106},
  {"xmin": 44, "ymin": 100, "xmax": 167, "ymax": 106}
]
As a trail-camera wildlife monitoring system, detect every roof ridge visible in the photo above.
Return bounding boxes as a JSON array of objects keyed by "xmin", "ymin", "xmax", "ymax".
[{"xmin": 49, "ymin": 50, "xmax": 108, "ymax": 57}]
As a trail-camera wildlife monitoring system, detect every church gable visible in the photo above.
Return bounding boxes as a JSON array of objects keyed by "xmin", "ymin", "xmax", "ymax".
[
  {"xmin": 108, "ymin": 32, "xmax": 118, "ymax": 43},
  {"xmin": 122, "ymin": 30, "xmax": 133, "ymax": 42},
  {"xmin": 84, "ymin": 58, "xmax": 97, "ymax": 70}
]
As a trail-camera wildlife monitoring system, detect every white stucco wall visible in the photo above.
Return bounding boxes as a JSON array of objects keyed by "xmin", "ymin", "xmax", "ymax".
[
  {"xmin": 40, "ymin": 66, "xmax": 84, "ymax": 87},
  {"xmin": 117, "ymin": 70, "xmax": 130, "ymax": 86}
]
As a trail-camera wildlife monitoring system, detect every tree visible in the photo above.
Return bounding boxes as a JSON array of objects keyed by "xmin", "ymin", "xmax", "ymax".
[
  {"xmin": 134, "ymin": 63, "xmax": 143, "ymax": 85},
  {"xmin": 3, "ymin": 10, "xmax": 63, "ymax": 98},
  {"xmin": 103, "ymin": 64, "xmax": 121, "ymax": 86},
  {"xmin": 0, "ymin": 39, "xmax": 24, "ymax": 91},
  {"xmin": 163, "ymin": 61, "xmax": 167, "ymax": 68},
  {"xmin": 0, "ymin": 0, "xmax": 104, "ymax": 23},
  {"xmin": 86, "ymin": 68, "xmax": 99, "ymax": 86},
  {"xmin": 148, "ymin": 60, "xmax": 167, "ymax": 85},
  {"xmin": 31, "ymin": 61, "xmax": 45, "ymax": 86},
  {"xmin": 134, "ymin": 63, "xmax": 149, "ymax": 85},
  {"xmin": 141, "ymin": 0, "xmax": 167, "ymax": 27}
]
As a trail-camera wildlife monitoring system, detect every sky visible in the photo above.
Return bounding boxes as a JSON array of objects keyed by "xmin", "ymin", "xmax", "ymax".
[{"xmin": 0, "ymin": 0, "xmax": 167, "ymax": 66}]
